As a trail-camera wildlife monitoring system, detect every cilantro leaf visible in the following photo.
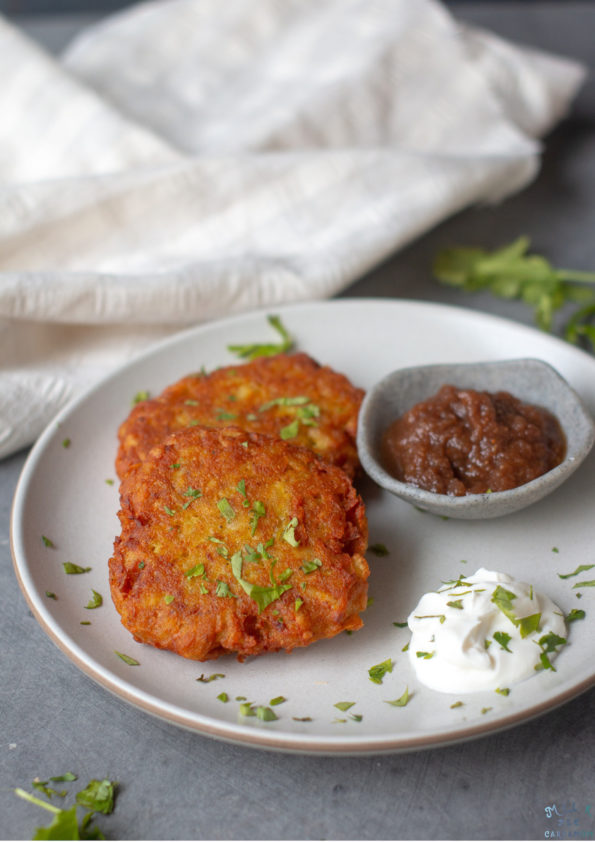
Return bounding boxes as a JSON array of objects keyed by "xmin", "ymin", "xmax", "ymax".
[
  {"xmin": 227, "ymin": 314, "xmax": 294, "ymax": 360},
  {"xmin": 85, "ymin": 590, "xmax": 103, "ymax": 610},
  {"xmin": 75, "ymin": 779, "xmax": 116, "ymax": 815},
  {"xmin": 433, "ymin": 237, "xmax": 595, "ymax": 347},
  {"xmin": 493, "ymin": 631, "xmax": 513, "ymax": 652},
  {"xmin": 385, "ymin": 687, "xmax": 411, "ymax": 707},
  {"xmin": 368, "ymin": 658, "xmax": 394, "ymax": 684},
  {"xmin": 558, "ymin": 564, "xmax": 595, "ymax": 579}
]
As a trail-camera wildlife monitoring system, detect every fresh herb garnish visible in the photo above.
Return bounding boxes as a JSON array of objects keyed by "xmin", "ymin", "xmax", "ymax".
[
  {"xmin": 535, "ymin": 632, "xmax": 567, "ymax": 671},
  {"xmin": 164, "ymin": 594, "xmax": 175, "ymax": 604},
  {"xmin": 280, "ymin": 419, "xmax": 299, "ymax": 440},
  {"xmin": 368, "ymin": 658, "xmax": 394, "ymax": 684},
  {"xmin": 415, "ymin": 651, "xmax": 435, "ymax": 660},
  {"xmin": 215, "ymin": 581, "xmax": 237, "ymax": 598},
  {"xmin": 114, "ymin": 651, "xmax": 140, "ymax": 666},
  {"xmin": 450, "ymin": 701, "xmax": 464, "ymax": 709},
  {"xmin": 493, "ymin": 631, "xmax": 513, "ymax": 652},
  {"xmin": 270, "ymin": 696, "xmax": 287, "ymax": 706},
  {"xmin": 433, "ymin": 236, "xmax": 595, "ymax": 347},
  {"xmin": 227, "ymin": 314, "xmax": 293, "ymax": 360},
  {"xmin": 196, "ymin": 673, "xmax": 225, "ymax": 683},
  {"xmin": 572, "ymin": 579, "xmax": 595, "ymax": 589},
  {"xmin": 334, "ymin": 701, "xmax": 355, "ymax": 712},
  {"xmin": 446, "ymin": 599, "xmax": 464, "ymax": 610},
  {"xmin": 185, "ymin": 563, "xmax": 206, "ymax": 579},
  {"xmin": 259, "ymin": 396, "xmax": 309, "ymax": 412},
  {"xmin": 63, "ymin": 562, "xmax": 91, "ymax": 575},
  {"xmin": 282, "ymin": 516, "xmax": 299, "ymax": 547},
  {"xmin": 369, "ymin": 543, "xmax": 389, "ymax": 557},
  {"xmin": 249, "ymin": 501, "xmax": 266, "ymax": 535},
  {"xmin": 41, "ymin": 535, "xmax": 55, "ymax": 548},
  {"xmin": 230, "ymin": 550, "xmax": 291, "ymax": 612},
  {"xmin": 163, "ymin": 505, "xmax": 176, "ymax": 516},
  {"xmin": 566, "ymin": 608, "xmax": 586, "ymax": 623},
  {"xmin": 217, "ymin": 498, "xmax": 235, "ymax": 522},
  {"xmin": 392, "ymin": 621, "xmax": 408, "ymax": 628},
  {"xmin": 301, "ymin": 558, "xmax": 322, "ymax": 575},
  {"xmin": 495, "ymin": 687, "xmax": 510, "ymax": 696},
  {"xmin": 217, "ymin": 692, "xmax": 229, "ymax": 703},
  {"xmin": 85, "ymin": 590, "xmax": 103, "ymax": 610},
  {"xmin": 385, "ymin": 687, "xmax": 411, "ymax": 707},
  {"xmin": 558, "ymin": 564, "xmax": 595, "ymax": 579},
  {"xmin": 132, "ymin": 390, "xmax": 150, "ymax": 404},
  {"xmin": 518, "ymin": 613, "xmax": 541, "ymax": 638},
  {"xmin": 256, "ymin": 706, "xmax": 279, "ymax": 722},
  {"xmin": 62, "ymin": 437, "xmax": 71, "ymax": 449},
  {"xmin": 15, "ymin": 775, "xmax": 115, "ymax": 840},
  {"xmin": 45, "ymin": 591, "xmax": 57, "ymax": 600}
]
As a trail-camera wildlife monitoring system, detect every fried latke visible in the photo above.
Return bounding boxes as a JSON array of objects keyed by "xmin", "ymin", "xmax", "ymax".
[
  {"xmin": 116, "ymin": 353, "xmax": 363, "ymax": 479},
  {"xmin": 110, "ymin": 426, "xmax": 369, "ymax": 661}
]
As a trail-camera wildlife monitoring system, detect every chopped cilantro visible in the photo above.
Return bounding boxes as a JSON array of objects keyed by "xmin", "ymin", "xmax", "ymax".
[
  {"xmin": 132, "ymin": 390, "xmax": 150, "ymax": 404},
  {"xmin": 495, "ymin": 687, "xmax": 510, "ymax": 696},
  {"xmin": 385, "ymin": 687, "xmax": 411, "ymax": 707},
  {"xmin": 215, "ymin": 581, "xmax": 236, "ymax": 598},
  {"xmin": 334, "ymin": 701, "xmax": 355, "ymax": 712},
  {"xmin": 84, "ymin": 590, "xmax": 103, "ymax": 609},
  {"xmin": 558, "ymin": 564, "xmax": 595, "ymax": 579},
  {"xmin": 105, "ymin": 478, "xmax": 115, "ymax": 486},
  {"xmin": 217, "ymin": 498, "xmax": 235, "ymax": 522},
  {"xmin": 280, "ymin": 419, "xmax": 299, "ymax": 440},
  {"xmin": 369, "ymin": 543, "xmax": 389, "ymax": 557},
  {"xmin": 415, "ymin": 651, "xmax": 435, "ymax": 660},
  {"xmin": 573, "ymin": 579, "xmax": 595, "ymax": 589},
  {"xmin": 217, "ymin": 692, "xmax": 229, "ymax": 703},
  {"xmin": 270, "ymin": 696, "xmax": 287, "ymax": 706},
  {"xmin": 446, "ymin": 599, "xmax": 464, "ymax": 610},
  {"xmin": 481, "ymin": 707, "xmax": 492, "ymax": 715},
  {"xmin": 215, "ymin": 409, "xmax": 237, "ymax": 421},
  {"xmin": 185, "ymin": 563, "xmax": 206, "ymax": 579},
  {"xmin": 450, "ymin": 701, "xmax": 464, "ymax": 709},
  {"xmin": 163, "ymin": 505, "xmax": 176, "ymax": 516},
  {"xmin": 184, "ymin": 486, "xmax": 202, "ymax": 499},
  {"xmin": 301, "ymin": 558, "xmax": 322, "ymax": 575},
  {"xmin": 490, "ymin": 585, "xmax": 518, "ymax": 625},
  {"xmin": 250, "ymin": 501, "xmax": 266, "ymax": 535},
  {"xmin": 256, "ymin": 706, "xmax": 278, "ymax": 721},
  {"xmin": 368, "ymin": 658, "xmax": 394, "ymax": 684},
  {"xmin": 519, "ymin": 612, "xmax": 541, "ymax": 638},
  {"xmin": 535, "ymin": 632, "xmax": 567, "ymax": 672},
  {"xmin": 114, "ymin": 651, "xmax": 140, "ymax": 665},
  {"xmin": 292, "ymin": 716, "xmax": 312, "ymax": 722},
  {"xmin": 493, "ymin": 631, "xmax": 512, "ymax": 652},
  {"xmin": 41, "ymin": 535, "xmax": 55, "ymax": 548},
  {"xmin": 45, "ymin": 591, "xmax": 57, "ymax": 600},
  {"xmin": 63, "ymin": 562, "xmax": 91, "ymax": 575},
  {"xmin": 196, "ymin": 673, "xmax": 225, "ymax": 683},
  {"xmin": 164, "ymin": 594, "xmax": 175, "ymax": 604},
  {"xmin": 294, "ymin": 597, "xmax": 304, "ymax": 612},
  {"xmin": 259, "ymin": 396, "xmax": 309, "ymax": 412},
  {"xmin": 392, "ymin": 621, "xmax": 408, "ymax": 628},
  {"xmin": 566, "ymin": 608, "xmax": 586, "ymax": 623},
  {"xmin": 62, "ymin": 437, "xmax": 71, "ymax": 448},
  {"xmin": 227, "ymin": 314, "xmax": 293, "ymax": 360},
  {"xmin": 283, "ymin": 517, "xmax": 299, "ymax": 547}
]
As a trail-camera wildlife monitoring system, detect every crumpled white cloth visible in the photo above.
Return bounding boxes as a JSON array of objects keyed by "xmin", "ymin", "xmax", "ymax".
[{"xmin": 0, "ymin": 0, "xmax": 585, "ymax": 458}]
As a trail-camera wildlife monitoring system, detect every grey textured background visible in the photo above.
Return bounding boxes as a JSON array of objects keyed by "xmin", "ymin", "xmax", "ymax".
[{"xmin": 2, "ymin": 3, "xmax": 595, "ymax": 840}]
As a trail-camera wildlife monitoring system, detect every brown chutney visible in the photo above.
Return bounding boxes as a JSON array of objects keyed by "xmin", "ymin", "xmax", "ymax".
[{"xmin": 381, "ymin": 384, "xmax": 566, "ymax": 496}]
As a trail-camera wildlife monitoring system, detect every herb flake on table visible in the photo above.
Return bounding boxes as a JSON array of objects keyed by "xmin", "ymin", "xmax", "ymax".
[
  {"xmin": 433, "ymin": 236, "xmax": 595, "ymax": 349},
  {"xmin": 115, "ymin": 651, "xmax": 140, "ymax": 666}
]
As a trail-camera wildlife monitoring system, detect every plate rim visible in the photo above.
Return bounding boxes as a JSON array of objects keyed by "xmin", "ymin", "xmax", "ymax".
[{"xmin": 10, "ymin": 297, "xmax": 595, "ymax": 754}]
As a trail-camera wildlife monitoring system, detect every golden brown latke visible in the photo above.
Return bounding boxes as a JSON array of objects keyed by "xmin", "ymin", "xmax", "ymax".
[
  {"xmin": 110, "ymin": 426, "xmax": 369, "ymax": 662},
  {"xmin": 116, "ymin": 352, "xmax": 364, "ymax": 479}
]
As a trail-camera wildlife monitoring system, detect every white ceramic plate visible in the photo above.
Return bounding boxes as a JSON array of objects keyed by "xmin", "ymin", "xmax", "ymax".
[{"xmin": 11, "ymin": 300, "xmax": 595, "ymax": 754}]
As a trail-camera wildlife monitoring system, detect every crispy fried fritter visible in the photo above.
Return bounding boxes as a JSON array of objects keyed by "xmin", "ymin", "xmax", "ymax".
[
  {"xmin": 116, "ymin": 353, "xmax": 363, "ymax": 479},
  {"xmin": 110, "ymin": 426, "xmax": 369, "ymax": 661}
]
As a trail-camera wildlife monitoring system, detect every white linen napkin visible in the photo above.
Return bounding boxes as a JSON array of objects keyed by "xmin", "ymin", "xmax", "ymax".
[{"xmin": 0, "ymin": 0, "xmax": 585, "ymax": 458}]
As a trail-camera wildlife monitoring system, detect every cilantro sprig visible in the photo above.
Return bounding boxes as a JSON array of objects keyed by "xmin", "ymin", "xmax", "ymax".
[
  {"xmin": 15, "ymin": 775, "xmax": 116, "ymax": 840},
  {"xmin": 433, "ymin": 236, "xmax": 595, "ymax": 349},
  {"xmin": 227, "ymin": 315, "xmax": 294, "ymax": 360}
]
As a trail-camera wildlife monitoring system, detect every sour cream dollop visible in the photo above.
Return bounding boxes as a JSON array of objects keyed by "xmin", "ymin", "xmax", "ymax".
[{"xmin": 408, "ymin": 568, "xmax": 567, "ymax": 693}]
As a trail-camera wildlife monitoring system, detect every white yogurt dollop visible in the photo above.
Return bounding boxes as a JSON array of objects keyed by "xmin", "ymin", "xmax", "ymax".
[{"xmin": 408, "ymin": 568, "xmax": 567, "ymax": 693}]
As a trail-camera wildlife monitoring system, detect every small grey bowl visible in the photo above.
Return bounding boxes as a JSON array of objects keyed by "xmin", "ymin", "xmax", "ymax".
[{"xmin": 357, "ymin": 358, "xmax": 595, "ymax": 519}]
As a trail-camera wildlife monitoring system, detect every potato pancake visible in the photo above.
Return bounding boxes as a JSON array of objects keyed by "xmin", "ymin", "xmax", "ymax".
[
  {"xmin": 116, "ymin": 352, "xmax": 363, "ymax": 479},
  {"xmin": 110, "ymin": 426, "xmax": 369, "ymax": 661}
]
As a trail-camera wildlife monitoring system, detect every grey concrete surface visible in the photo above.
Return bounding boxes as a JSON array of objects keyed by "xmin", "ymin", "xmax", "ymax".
[{"xmin": 2, "ymin": 4, "xmax": 595, "ymax": 840}]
